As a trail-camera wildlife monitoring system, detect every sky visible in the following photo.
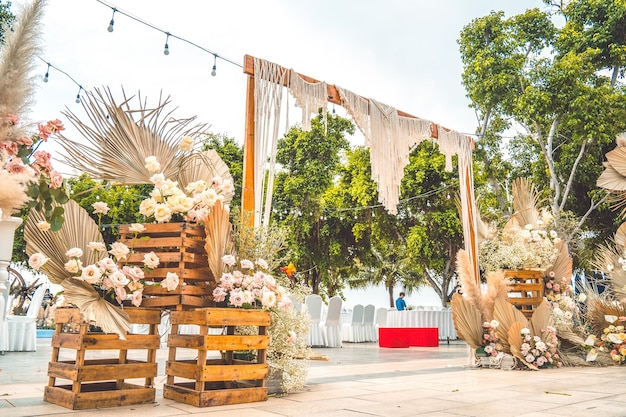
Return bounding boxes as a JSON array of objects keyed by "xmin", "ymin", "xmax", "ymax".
[{"xmin": 10, "ymin": 0, "xmax": 547, "ymax": 308}]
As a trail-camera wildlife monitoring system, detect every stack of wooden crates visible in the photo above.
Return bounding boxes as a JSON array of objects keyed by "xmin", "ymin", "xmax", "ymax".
[{"xmin": 505, "ymin": 269, "xmax": 545, "ymax": 318}]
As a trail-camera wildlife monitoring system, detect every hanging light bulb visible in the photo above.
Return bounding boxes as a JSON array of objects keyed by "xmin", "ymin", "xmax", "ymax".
[
  {"xmin": 75, "ymin": 86, "xmax": 83, "ymax": 104},
  {"xmin": 211, "ymin": 54, "xmax": 217, "ymax": 76},
  {"xmin": 43, "ymin": 63, "xmax": 50, "ymax": 82},
  {"xmin": 163, "ymin": 33, "xmax": 170, "ymax": 55},
  {"xmin": 107, "ymin": 8, "xmax": 116, "ymax": 32},
  {"xmin": 332, "ymin": 104, "xmax": 336, "ymax": 118}
]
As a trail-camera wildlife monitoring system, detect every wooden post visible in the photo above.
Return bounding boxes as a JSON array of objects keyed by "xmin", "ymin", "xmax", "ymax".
[{"xmin": 241, "ymin": 73, "xmax": 256, "ymax": 226}]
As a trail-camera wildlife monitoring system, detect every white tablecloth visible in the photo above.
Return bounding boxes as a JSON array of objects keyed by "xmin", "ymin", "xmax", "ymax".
[{"xmin": 386, "ymin": 310, "xmax": 457, "ymax": 340}]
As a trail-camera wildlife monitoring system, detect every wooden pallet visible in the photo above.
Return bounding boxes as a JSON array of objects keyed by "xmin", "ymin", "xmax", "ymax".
[
  {"xmin": 505, "ymin": 269, "xmax": 545, "ymax": 318},
  {"xmin": 43, "ymin": 307, "xmax": 161, "ymax": 410},
  {"xmin": 164, "ymin": 308, "xmax": 270, "ymax": 407},
  {"xmin": 118, "ymin": 222, "xmax": 214, "ymax": 309}
]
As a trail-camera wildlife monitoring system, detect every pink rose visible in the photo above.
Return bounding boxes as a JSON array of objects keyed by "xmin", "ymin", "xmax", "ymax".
[
  {"xmin": 0, "ymin": 140, "xmax": 18, "ymax": 156},
  {"xmin": 131, "ymin": 289, "xmax": 143, "ymax": 307},
  {"xmin": 49, "ymin": 170, "xmax": 63, "ymax": 188},
  {"xmin": 229, "ymin": 288, "xmax": 245, "ymax": 307},
  {"xmin": 212, "ymin": 286, "xmax": 227, "ymax": 302},
  {"xmin": 38, "ymin": 122, "xmax": 53, "ymax": 141},
  {"xmin": 123, "ymin": 265, "xmax": 145, "ymax": 282},
  {"xmin": 16, "ymin": 136, "xmax": 33, "ymax": 146},
  {"xmin": 46, "ymin": 119, "xmax": 64, "ymax": 132},
  {"xmin": 5, "ymin": 113, "xmax": 18, "ymax": 125},
  {"xmin": 5, "ymin": 157, "xmax": 27, "ymax": 173},
  {"xmin": 33, "ymin": 150, "xmax": 53, "ymax": 173}
]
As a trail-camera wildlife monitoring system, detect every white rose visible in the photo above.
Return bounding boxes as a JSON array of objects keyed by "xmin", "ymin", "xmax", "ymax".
[
  {"xmin": 108, "ymin": 241, "xmax": 130, "ymax": 261},
  {"xmin": 65, "ymin": 247, "xmax": 84, "ymax": 258},
  {"xmin": 29, "ymin": 253, "xmax": 49, "ymax": 270},
  {"xmin": 64, "ymin": 259, "xmax": 82, "ymax": 274},
  {"xmin": 143, "ymin": 252, "xmax": 160, "ymax": 269},
  {"xmin": 87, "ymin": 241, "xmax": 107, "ymax": 252},
  {"xmin": 149, "ymin": 173, "xmax": 166, "ymax": 188},
  {"xmin": 81, "ymin": 264, "xmax": 103, "ymax": 284},
  {"xmin": 162, "ymin": 272, "xmax": 179, "ymax": 291},
  {"xmin": 144, "ymin": 156, "xmax": 161, "ymax": 172},
  {"xmin": 154, "ymin": 203, "xmax": 173, "ymax": 223},
  {"xmin": 92, "ymin": 201, "xmax": 109, "ymax": 215},
  {"xmin": 129, "ymin": 223, "xmax": 146, "ymax": 233},
  {"xmin": 37, "ymin": 221, "xmax": 51, "ymax": 231},
  {"xmin": 139, "ymin": 198, "xmax": 157, "ymax": 217},
  {"xmin": 179, "ymin": 136, "xmax": 194, "ymax": 151}
]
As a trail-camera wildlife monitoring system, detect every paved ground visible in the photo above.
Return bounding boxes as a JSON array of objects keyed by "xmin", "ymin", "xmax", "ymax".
[{"xmin": 1, "ymin": 338, "xmax": 625, "ymax": 416}]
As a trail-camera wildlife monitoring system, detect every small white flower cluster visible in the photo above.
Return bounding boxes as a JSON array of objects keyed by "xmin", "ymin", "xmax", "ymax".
[
  {"xmin": 212, "ymin": 255, "xmax": 290, "ymax": 309},
  {"xmin": 519, "ymin": 326, "xmax": 561, "ymax": 368},
  {"xmin": 139, "ymin": 155, "xmax": 234, "ymax": 224},
  {"xmin": 479, "ymin": 220, "xmax": 560, "ymax": 273}
]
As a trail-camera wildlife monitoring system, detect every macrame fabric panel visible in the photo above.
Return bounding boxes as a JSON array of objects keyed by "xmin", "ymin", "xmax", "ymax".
[
  {"xmin": 289, "ymin": 70, "xmax": 327, "ymax": 131},
  {"xmin": 254, "ymin": 57, "xmax": 287, "ymax": 227},
  {"xmin": 438, "ymin": 127, "xmax": 480, "ymax": 282},
  {"xmin": 337, "ymin": 86, "xmax": 370, "ymax": 139}
]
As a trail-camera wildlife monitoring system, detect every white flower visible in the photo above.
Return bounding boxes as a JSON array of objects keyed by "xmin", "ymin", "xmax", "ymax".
[
  {"xmin": 109, "ymin": 270, "xmax": 129, "ymax": 287},
  {"xmin": 28, "ymin": 253, "xmax": 49, "ymax": 270},
  {"xmin": 65, "ymin": 247, "xmax": 84, "ymax": 258},
  {"xmin": 144, "ymin": 156, "xmax": 161, "ymax": 172},
  {"xmin": 87, "ymin": 241, "xmax": 107, "ymax": 252},
  {"xmin": 149, "ymin": 173, "xmax": 166, "ymax": 188},
  {"xmin": 222, "ymin": 254, "xmax": 236, "ymax": 266},
  {"xmin": 129, "ymin": 223, "xmax": 146, "ymax": 233},
  {"xmin": 162, "ymin": 272, "xmax": 179, "ymax": 291},
  {"xmin": 37, "ymin": 221, "xmax": 51, "ymax": 231},
  {"xmin": 179, "ymin": 136, "xmax": 194, "ymax": 151},
  {"xmin": 256, "ymin": 258, "xmax": 269, "ymax": 270},
  {"xmin": 99, "ymin": 257, "xmax": 117, "ymax": 271},
  {"xmin": 154, "ymin": 203, "xmax": 173, "ymax": 223},
  {"xmin": 108, "ymin": 241, "xmax": 130, "ymax": 261},
  {"xmin": 131, "ymin": 289, "xmax": 143, "ymax": 307},
  {"xmin": 521, "ymin": 328, "xmax": 531, "ymax": 335},
  {"xmin": 64, "ymin": 259, "xmax": 82, "ymax": 274},
  {"xmin": 262, "ymin": 290, "xmax": 277, "ymax": 308},
  {"xmin": 240, "ymin": 259, "xmax": 254, "ymax": 269},
  {"xmin": 81, "ymin": 264, "xmax": 103, "ymax": 284},
  {"xmin": 489, "ymin": 320, "xmax": 499, "ymax": 329},
  {"xmin": 143, "ymin": 252, "xmax": 160, "ymax": 269},
  {"xmin": 92, "ymin": 201, "xmax": 109, "ymax": 215}
]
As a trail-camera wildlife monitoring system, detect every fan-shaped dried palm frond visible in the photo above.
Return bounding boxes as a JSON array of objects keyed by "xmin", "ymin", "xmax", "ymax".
[
  {"xmin": 615, "ymin": 222, "xmax": 626, "ymax": 248},
  {"xmin": 177, "ymin": 150, "xmax": 234, "ymax": 205},
  {"xmin": 546, "ymin": 240, "xmax": 572, "ymax": 282},
  {"xmin": 456, "ymin": 250, "xmax": 482, "ymax": 311},
  {"xmin": 617, "ymin": 133, "xmax": 626, "ymax": 148},
  {"xmin": 493, "ymin": 298, "xmax": 528, "ymax": 353},
  {"xmin": 589, "ymin": 242, "xmax": 626, "ymax": 300},
  {"xmin": 605, "ymin": 146, "xmax": 626, "ymax": 177},
  {"xmin": 482, "ymin": 270, "xmax": 510, "ymax": 322},
  {"xmin": 56, "ymin": 87, "xmax": 209, "ymax": 184},
  {"xmin": 508, "ymin": 321, "xmax": 538, "ymax": 370},
  {"xmin": 204, "ymin": 200, "xmax": 233, "ymax": 283},
  {"xmin": 0, "ymin": 0, "xmax": 45, "ymax": 140},
  {"xmin": 585, "ymin": 295, "xmax": 626, "ymax": 336},
  {"xmin": 451, "ymin": 293, "xmax": 483, "ymax": 349},
  {"xmin": 597, "ymin": 164, "xmax": 626, "ymax": 191},
  {"xmin": 61, "ymin": 278, "xmax": 130, "ymax": 338},
  {"xmin": 507, "ymin": 177, "xmax": 541, "ymax": 229},
  {"xmin": 529, "ymin": 301, "xmax": 553, "ymax": 342},
  {"xmin": 24, "ymin": 200, "xmax": 104, "ymax": 284}
]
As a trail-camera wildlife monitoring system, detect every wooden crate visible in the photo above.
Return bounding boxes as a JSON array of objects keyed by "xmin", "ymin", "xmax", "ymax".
[
  {"xmin": 43, "ymin": 307, "xmax": 161, "ymax": 410},
  {"xmin": 118, "ymin": 222, "xmax": 214, "ymax": 309},
  {"xmin": 505, "ymin": 269, "xmax": 545, "ymax": 318},
  {"xmin": 164, "ymin": 308, "xmax": 270, "ymax": 407}
]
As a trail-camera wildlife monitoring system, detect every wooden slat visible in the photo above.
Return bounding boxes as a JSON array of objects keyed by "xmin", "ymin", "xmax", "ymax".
[
  {"xmin": 48, "ymin": 360, "xmax": 157, "ymax": 382},
  {"xmin": 44, "ymin": 383, "xmax": 155, "ymax": 410},
  {"xmin": 170, "ymin": 308, "xmax": 271, "ymax": 326},
  {"xmin": 163, "ymin": 383, "xmax": 267, "ymax": 408}
]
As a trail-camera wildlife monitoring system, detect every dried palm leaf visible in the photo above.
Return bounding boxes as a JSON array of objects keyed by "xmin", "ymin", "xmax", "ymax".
[
  {"xmin": 482, "ymin": 270, "xmax": 510, "ymax": 322},
  {"xmin": 451, "ymin": 293, "xmax": 482, "ymax": 349},
  {"xmin": 529, "ymin": 300, "xmax": 553, "ymax": 342},
  {"xmin": 589, "ymin": 242, "xmax": 626, "ymax": 300},
  {"xmin": 585, "ymin": 295, "xmax": 626, "ymax": 336},
  {"xmin": 0, "ymin": 0, "xmax": 45, "ymax": 140},
  {"xmin": 616, "ymin": 222, "xmax": 626, "ymax": 248},
  {"xmin": 508, "ymin": 177, "xmax": 541, "ymax": 229},
  {"xmin": 597, "ymin": 164, "xmax": 626, "ymax": 191},
  {"xmin": 204, "ymin": 200, "xmax": 233, "ymax": 283},
  {"xmin": 508, "ymin": 321, "xmax": 538, "ymax": 370},
  {"xmin": 456, "ymin": 249, "xmax": 482, "ymax": 312},
  {"xmin": 493, "ymin": 298, "xmax": 528, "ymax": 353},
  {"xmin": 24, "ymin": 200, "xmax": 104, "ymax": 284},
  {"xmin": 605, "ymin": 146, "xmax": 626, "ymax": 177},
  {"xmin": 61, "ymin": 278, "xmax": 130, "ymax": 338},
  {"xmin": 177, "ymin": 150, "xmax": 234, "ymax": 205},
  {"xmin": 546, "ymin": 240, "xmax": 572, "ymax": 282},
  {"xmin": 557, "ymin": 329, "xmax": 586, "ymax": 346},
  {"xmin": 56, "ymin": 87, "xmax": 209, "ymax": 184},
  {"xmin": 617, "ymin": 132, "xmax": 626, "ymax": 148}
]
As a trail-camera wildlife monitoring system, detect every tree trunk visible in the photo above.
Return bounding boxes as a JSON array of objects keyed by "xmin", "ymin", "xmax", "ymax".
[{"xmin": 388, "ymin": 284, "xmax": 394, "ymax": 308}]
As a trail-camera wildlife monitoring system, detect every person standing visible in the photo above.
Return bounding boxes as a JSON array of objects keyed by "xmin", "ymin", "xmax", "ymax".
[{"xmin": 395, "ymin": 292, "xmax": 407, "ymax": 311}]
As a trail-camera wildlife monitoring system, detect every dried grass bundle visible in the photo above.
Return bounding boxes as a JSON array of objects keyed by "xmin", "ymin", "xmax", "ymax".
[
  {"xmin": 204, "ymin": 200, "xmax": 233, "ymax": 282},
  {"xmin": 482, "ymin": 270, "xmax": 510, "ymax": 322},
  {"xmin": 456, "ymin": 249, "xmax": 482, "ymax": 311}
]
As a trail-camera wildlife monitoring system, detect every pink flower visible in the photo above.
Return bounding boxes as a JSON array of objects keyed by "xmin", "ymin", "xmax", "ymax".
[
  {"xmin": 115, "ymin": 286, "xmax": 127, "ymax": 304},
  {"xmin": 98, "ymin": 257, "xmax": 117, "ymax": 271},
  {"xmin": 212, "ymin": 286, "xmax": 227, "ymax": 302},
  {"xmin": 28, "ymin": 253, "xmax": 49, "ymax": 270},
  {"xmin": 131, "ymin": 289, "xmax": 143, "ymax": 307},
  {"xmin": 222, "ymin": 254, "xmax": 236, "ymax": 266},
  {"xmin": 220, "ymin": 273, "xmax": 235, "ymax": 289},
  {"xmin": 123, "ymin": 265, "xmax": 145, "ymax": 282},
  {"xmin": 5, "ymin": 157, "xmax": 27, "ymax": 173},
  {"xmin": 229, "ymin": 288, "xmax": 245, "ymax": 307},
  {"xmin": 0, "ymin": 140, "xmax": 18, "ymax": 156},
  {"xmin": 46, "ymin": 119, "xmax": 64, "ymax": 132},
  {"xmin": 49, "ymin": 170, "xmax": 63, "ymax": 188},
  {"xmin": 240, "ymin": 259, "xmax": 254, "ymax": 269},
  {"xmin": 162, "ymin": 272, "xmax": 179, "ymax": 291},
  {"xmin": 15, "ymin": 136, "xmax": 33, "ymax": 146},
  {"xmin": 37, "ymin": 122, "xmax": 54, "ymax": 141},
  {"xmin": 32, "ymin": 150, "xmax": 53, "ymax": 173},
  {"xmin": 5, "ymin": 113, "xmax": 18, "ymax": 125},
  {"xmin": 65, "ymin": 247, "xmax": 84, "ymax": 258},
  {"xmin": 553, "ymin": 284, "xmax": 560, "ymax": 292}
]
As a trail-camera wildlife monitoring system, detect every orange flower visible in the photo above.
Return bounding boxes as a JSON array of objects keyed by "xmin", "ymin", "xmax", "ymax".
[{"xmin": 280, "ymin": 262, "xmax": 297, "ymax": 278}]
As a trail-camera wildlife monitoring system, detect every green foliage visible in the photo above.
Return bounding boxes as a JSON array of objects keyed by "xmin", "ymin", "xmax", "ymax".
[
  {"xmin": 201, "ymin": 132, "xmax": 243, "ymax": 212},
  {"xmin": 0, "ymin": 1, "xmax": 15, "ymax": 45}
]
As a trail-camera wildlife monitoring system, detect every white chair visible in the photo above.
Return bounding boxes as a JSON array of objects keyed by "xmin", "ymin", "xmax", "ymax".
[
  {"xmin": 6, "ymin": 285, "xmax": 46, "ymax": 351},
  {"xmin": 362, "ymin": 304, "xmax": 376, "ymax": 342},
  {"xmin": 374, "ymin": 307, "xmax": 388, "ymax": 342},
  {"xmin": 0, "ymin": 291, "xmax": 10, "ymax": 354},
  {"xmin": 322, "ymin": 296, "xmax": 343, "ymax": 348},
  {"xmin": 304, "ymin": 294, "xmax": 324, "ymax": 347},
  {"xmin": 342, "ymin": 304, "xmax": 364, "ymax": 343}
]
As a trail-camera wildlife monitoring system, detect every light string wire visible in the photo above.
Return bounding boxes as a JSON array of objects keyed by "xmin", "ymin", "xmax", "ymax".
[
  {"xmin": 36, "ymin": 56, "xmax": 84, "ymax": 102},
  {"xmin": 94, "ymin": 0, "xmax": 242, "ymax": 69}
]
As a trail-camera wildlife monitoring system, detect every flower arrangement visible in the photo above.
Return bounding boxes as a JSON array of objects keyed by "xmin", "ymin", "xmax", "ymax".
[
  {"xmin": 212, "ymin": 255, "xmax": 289, "ymax": 309},
  {"xmin": 519, "ymin": 326, "xmax": 561, "ymax": 368},
  {"xmin": 479, "ymin": 220, "xmax": 560, "ymax": 273},
  {"xmin": 0, "ymin": 114, "xmax": 69, "ymax": 228},
  {"xmin": 544, "ymin": 271, "xmax": 572, "ymax": 302},
  {"xmin": 27, "ymin": 202, "xmax": 182, "ymax": 309},
  {"xmin": 598, "ymin": 315, "xmax": 626, "ymax": 364},
  {"xmin": 139, "ymin": 155, "xmax": 234, "ymax": 224},
  {"xmin": 477, "ymin": 320, "xmax": 502, "ymax": 357}
]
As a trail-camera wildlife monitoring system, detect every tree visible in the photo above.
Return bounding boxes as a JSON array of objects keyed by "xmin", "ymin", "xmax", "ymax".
[
  {"xmin": 272, "ymin": 112, "xmax": 354, "ymax": 296},
  {"xmin": 0, "ymin": 1, "xmax": 15, "ymax": 45},
  {"xmin": 458, "ymin": 4, "xmax": 626, "ymax": 266}
]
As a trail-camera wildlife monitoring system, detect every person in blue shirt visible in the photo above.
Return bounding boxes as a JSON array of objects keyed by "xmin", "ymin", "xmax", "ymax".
[{"xmin": 395, "ymin": 292, "xmax": 407, "ymax": 311}]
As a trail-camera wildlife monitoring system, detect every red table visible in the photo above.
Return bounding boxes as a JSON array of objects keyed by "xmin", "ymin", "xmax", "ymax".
[{"xmin": 378, "ymin": 327, "xmax": 439, "ymax": 348}]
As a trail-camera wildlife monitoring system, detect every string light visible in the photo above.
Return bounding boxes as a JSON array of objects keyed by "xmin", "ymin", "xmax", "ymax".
[
  {"xmin": 43, "ymin": 62, "xmax": 50, "ymax": 82},
  {"xmin": 211, "ymin": 54, "xmax": 217, "ymax": 76},
  {"xmin": 75, "ymin": 86, "xmax": 83, "ymax": 103},
  {"xmin": 107, "ymin": 7, "xmax": 116, "ymax": 32},
  {"xmin": 163, "ymin": 32, "xmax": 170, "ymax": 55},
  {"xmin": 95, "ymin": 0, "xmax": 242, "ymax": 70}
]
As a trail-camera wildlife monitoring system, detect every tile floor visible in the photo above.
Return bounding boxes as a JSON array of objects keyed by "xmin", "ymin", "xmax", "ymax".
[{"xmin": 0, "ymin": 338, "xmax": 624, "ymax": 416}]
